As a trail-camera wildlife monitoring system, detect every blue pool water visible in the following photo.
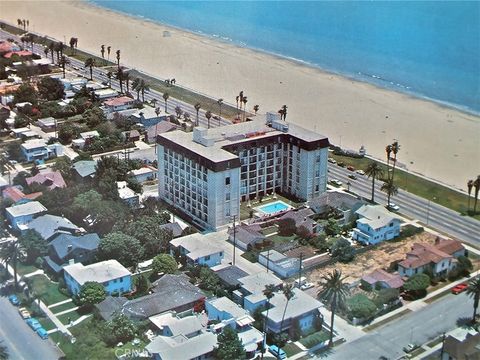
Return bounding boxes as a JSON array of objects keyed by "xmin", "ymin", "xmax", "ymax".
[
  {"xmin": 91, "ymin": 1, "xmax": 480, "ymax": 113},
  {"xmin": 258, "ymin": 201, "xmax": 290, "ymax": 215}
]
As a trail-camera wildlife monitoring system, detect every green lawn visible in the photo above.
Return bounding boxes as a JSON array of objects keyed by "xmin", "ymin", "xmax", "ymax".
[
  {"xmin": 28, "ymin": 275, "xmax": 69, "ymax": 305},
  {"xmin": 241, "ymin": 234, "xmax": 297, "ymax": 263},
  {"xmin": 57, "ymin": 309, "xmax": 83, "ymax": 325},
  {"xmin": 282, "ymin": 342, "xmax": 303, "ymax": 357},
  {"xmin": 15, "ymin": 262, "xmax": 39, "ymax": 276},
  {"xmin": 299, "ymin": 330, "xmax": 330, "ymax": 348},
  {"xmin": 50, "ymin": 301, "xmax": 75, "ymax": 314},
  {"xmin": 261, "ymin": 226, "xmax": 278, "ymax": 236},
  {"xmin": 37, "ymin": 317, "xmax": 57, "ymax": 331},
  {"xmin": 330, "ymin": 153, "xmax": 479, "ymax": 220}
]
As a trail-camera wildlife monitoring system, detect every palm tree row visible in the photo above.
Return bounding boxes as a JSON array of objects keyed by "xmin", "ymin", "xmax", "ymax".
[
  {"xmin": 69, "ymin": 37, "xmax": 78, "ymax": 55},
  {"xmin": 383, "ymin": 141, "xmax": 400, "ymax": 206},
  {"xmin": 466, "ymin": 176, "xmax": 480, "ymax": 214},
  {"xmin": 0, "ymin": 240, "xmax": 23, "ymax": 290},
  {"xmin": 132, "ymin": 77, "xmax": 150, "ymax": 103},
  {"xmin": 236, "ymin": 91, "xmax": 249, "ymax": 122},
  {"xmin": 278, "ymin": 105, "xmax": 288, "ymax": 120},
  {"xmin": 16, "ymin": 18, "xmax": 29, "ymax": 31}
]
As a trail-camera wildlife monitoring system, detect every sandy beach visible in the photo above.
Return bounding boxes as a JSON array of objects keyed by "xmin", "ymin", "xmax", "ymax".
[{"xmin": 0, "ymin": 0, "xmax": 478, "ymax": 190}]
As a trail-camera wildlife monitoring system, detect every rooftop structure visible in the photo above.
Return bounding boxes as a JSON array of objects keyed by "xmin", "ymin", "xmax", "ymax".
[
  {"xmin": 26, "ymin": 214, "xmax": 81, "ymax": 240},
  {"xmin": 145, "ymin": 122, "xmax": 179, "ymax": 144},
  {"xmin": 353, "ymin": 204, "xmax": 401, "ymax": 245},
  {"xmin": 149, "ymin": 312, "xmax": 207, "ymax": 337},
  {"xmin": 145, "ymin": 331, "xmax": 217, "ymax": 360},
  {"xmin": 238, "ymin": 272, "xmax": 282, "ymax": 296},
  {"xmin": 214, "ymin": 265, "xmax": 248, "ymax": 288},
  {"xmin": 228, "ymin": 223, "xmax": 265, "ymax": 251},
  {"xmin": 72, "ymin": 160, "xmax": 96, "ymax": 179},
  {"xmin": 26, "ymin": 171, "xmax": 66, "ymax": 190},
  {"xmin": 361, "ymin": 269, "xmax": 404, "ymax": 289},
  {"xmin": 258, "ymin": 249, "xmax": 301, "ymax": 279},
  {"xmin": 117, "ymin": 181, "xmax": 139, "ymax": 207},
  {"xmin": 157, "ymin": 113, "xmax": 329, "ymax": 229},
  {"xmin": 5, "ymin": 201, "xmax": 47, "ymax": 218},
  {"xmin": 170, "ymin": 232, "xmax": 224, "ymax": 267},
  {"xmin": 2, "ymin": 186, "xmax": 42, "ymax": 203}
]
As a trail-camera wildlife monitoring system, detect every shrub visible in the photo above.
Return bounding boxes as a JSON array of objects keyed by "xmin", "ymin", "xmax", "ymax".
[
  {"xmin": 277, "ymin": 218, "xmax": 296, "ymax": 236},
  {"xmin": 373, "ymin": 288, "xmax": 400, "ymax": 307},
  {"xmin": 330, "ymin": 238, "xmax": 355, "ymax": 263},
  {"xmin": 347, "ymin": 294, "xmax": 377, "ymax": 319}
]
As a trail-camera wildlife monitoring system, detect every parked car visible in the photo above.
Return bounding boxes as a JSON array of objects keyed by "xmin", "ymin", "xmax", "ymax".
[
  {"xmin": 26, "ymin": 318, "xmax": 42, "ymax": 331},
  {"xmin": 451, "ymin": 283, "xmax": 468, "ymax": 295},
  {"xmin": 348, "ymin": 174, "xmax": 357, "ymax": 180},
  {"xmin": 356, "ymin": 170, "xmax": 365, "ymax": 175},
  {"xmin": 269, "ymin": 345, "xmax": 286, "ymax": 360},
  {"xmin": 403, "ymin": 343, "xmax": 419, "ymax": 353},
  {"xmin": 8, "ymin": 294, "xmax": 20, "ymax": 306},
  {"xmin": 386, "ymin": 203, "xmax": 400, "ymax": 211},
  {"xmin": 18, "ymin": 307, "xmax": 31, "ymax": 319},
  {"xmin": 328, "ymin": 158, "xmax": 337, "ymax": 164},
  {"xmin": 347, "ymin": 165, "xmax": 355, "ymax": 171},
  {"xmin": 337, "ymin": 162, "xmax": 346, "ymax": 168},
  {"xmin": 36, "ymin": 327, "xmax": 49, "ymax": 340},
  {"xmin": 329, "ymin": 179, "xmax": 343, "ymax": 187}
]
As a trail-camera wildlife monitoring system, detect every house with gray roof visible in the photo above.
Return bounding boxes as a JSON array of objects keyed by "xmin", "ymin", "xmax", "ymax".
[
  {"xmin": 214, "ymin": 265, "xmax": 248, "ymax": 289},
  {"xmin": 72, "ymin": 160, "xmax": 96, "ymax": 180},
  {"xmin": 26, "ymin": 214, "xmax": 82, "ymax": 241},
  {"xmin": 279, "ymin": 208, "xmax": 319, "ymax": 234},
  {"xmin": 258, "ymin": 249, "xmax": 301, "ymax": 279},
  {"xmin": 170, "ymin": 232, "xmax": 224, "ymax": 267},
  {"xmin": 234, "ymin": 272, "xmax": 282, "ymax": 313},
  {"xmin": 149, "ymin": 312, "xmax": 207, "ymax": 338},
  {"xmin": 228, "ymin": 224, "xmax": 265, "ymax": 251},
  {"xmin": 159, "ymin": 222, "xmax": 183, "ymax": 238},
  {"xmin": 146, "ymin": 331, "xmax": 217, "ymax": 360},
  {"xmin": 352, "ymin": 205, "xmax": 401, "ymax": 245},
  {"xmin": 5, "ymin": 201, "xmax": 47, "ymax": 231},
  {"xmin": 43, "ymin": 233, "xmax": 100, "ymax": 274},
  {"xmin": 308, "ymin": 191, "xmax": 365, "ymax": 224}
]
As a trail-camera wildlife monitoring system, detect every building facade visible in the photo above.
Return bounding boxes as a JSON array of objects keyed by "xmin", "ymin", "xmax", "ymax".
[{"xmin": 157, "ymin": 113, "xmax": 329, "ymax": 229}]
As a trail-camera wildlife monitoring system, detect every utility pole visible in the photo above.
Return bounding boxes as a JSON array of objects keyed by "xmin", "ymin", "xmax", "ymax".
[
  {"xmin": 297, "ymin": 252, "xmax": 304, "ymax": 287},
  {"xmin": 232, "ymin": 215, "xmax": 236, "ymax": 266},
  {"xmin": 439, "ymin": 332, "xmax": 446, "ymax": 359},
  {"xmin": 266, "ymin": 248, "xmax": 270, "ymax": 273}
]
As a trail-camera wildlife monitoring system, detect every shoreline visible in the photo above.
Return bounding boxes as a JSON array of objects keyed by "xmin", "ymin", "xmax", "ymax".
[{"xmin": 0, "ymin": 0, "xmax": 478, "ymax": 191}]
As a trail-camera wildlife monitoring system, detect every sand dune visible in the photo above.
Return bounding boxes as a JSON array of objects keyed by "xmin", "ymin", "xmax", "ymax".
[{"xmin": 1, "ymin": 0, "xmax": 478, "ymax": 190}]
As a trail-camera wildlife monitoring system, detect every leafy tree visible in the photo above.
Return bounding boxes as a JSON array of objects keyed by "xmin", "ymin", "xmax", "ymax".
[
  {"xmin": 14, "ymin": 114, "xmax": 30, "ymax": 128},
  {"xmin": 181, "ymin": 226, "xmax": 196, "ymax": 237},
  {"xmin": 13, "ymin": 83, "xmax": 37, "ymax": 104},
  {"xmin": 135, "ymin": 274, "xmax": 149, "ymax": 295},
  {"xmin": 330, "ymin": 238, "xmax": 355, "ymax": 263},
  {"xmin": 289, "ymin": 318, "xmax": 301, "ymax": 341},
  {"xmin": 458, "ymin": 255, "xmax": 473, "ymax": 274},
  {"xmin": 37, "ymin": 77, "xmax": 64, "ymax": 101},
  {"xmin": 277, "ymin": 218, "xmax": 296, "ymax": 236},
  {"xmin": 403, "ymin": 273, "xmax": 430, "ymax": 298},
  {"xmin": 58, "ymin": 122, "xmax": 82, "ymax": 144},
  {"xmin": 126, "ymin": 177, "xmax": 142, "ymax": 194},
  {"xmin": 6, "ymin": 142, "xmax": 23, "ymax": 162},
  {"xmin": 78, "ymin": 281, "xmax": 106, "ymax": 307},
  {"xmin": 467, "ymin": 277, "xmax": 480, "ymax": 323},
  {"xmin": 83, "ymin": 106, "xmax": 106, "ymax": 128},
  {"xmin": 324, "ymin": 218, "xmax": 341, "ymax": 236},
  {"xmin": 346, "ymin": 294, "xmax": 377, "ymax": 319},
  {"xmin": 152, "ymin": 254, "xmax": 178, "ymax": 275},
  {"xmin": 296, "ymin": 225, "xmax": 311, "ymax": 240},
  {"xmin": 105, "ymin": 313, "xmax": 137, "ymax": 345},
  {"xmin": 97, "ymin": 232, "xmax": 144, "ymax": 268},
  {"xmin": 122, "ymin": 214, "xmax": 172, "ymax": 256},
  {"xmin": 72, "ymin": 189, "xmax": 103, "ymax": 214},
  {"xmin": 214, "ymin": 326, "xmax": 246, "ymax": 360},
  {"xmin": 52, "ymin": 156, "xmax": 73, "ymax": 180},
  {"xmin": 317, "ymin": 270, "xmax": 349, "ymax": 346},
  {"xmin": 198, "ymin": 267, "xmax": 220, "ymax": 292},
  {"xmin": 373, "ymin": 288, "xmax": 399, "ymax": 307},
  {"xmin": 19, "ymin": 230, "xmax": 46, "ymax": 264}
]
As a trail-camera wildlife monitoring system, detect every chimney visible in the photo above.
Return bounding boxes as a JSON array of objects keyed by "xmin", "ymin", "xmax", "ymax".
[{"xmin": 67, "ymin": 244, "xmax": 73, "ymax": 252}]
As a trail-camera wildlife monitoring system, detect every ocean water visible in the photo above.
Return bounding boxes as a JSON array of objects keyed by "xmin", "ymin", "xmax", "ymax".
[{"xmin": 91, "ymin": 1, "xmax": 480, "ymax": 113}]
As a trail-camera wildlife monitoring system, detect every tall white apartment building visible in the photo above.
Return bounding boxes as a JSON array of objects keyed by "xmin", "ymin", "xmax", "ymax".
[{"xmin": 157, "ymin": 113, "xmax": 329, "ymax": 229}]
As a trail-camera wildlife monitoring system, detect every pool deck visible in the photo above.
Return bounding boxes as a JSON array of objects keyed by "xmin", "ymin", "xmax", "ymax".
[{"xmin": 255, "ymin": 200, "xmax": 293, "ymax": 215}]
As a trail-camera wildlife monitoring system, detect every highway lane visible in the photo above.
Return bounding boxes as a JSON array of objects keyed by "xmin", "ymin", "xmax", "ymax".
[{"xmin": 328, "ymin": 165, "xmax": 480, "ymax": 246}]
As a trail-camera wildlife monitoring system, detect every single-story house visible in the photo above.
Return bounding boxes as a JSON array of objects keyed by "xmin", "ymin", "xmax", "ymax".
[
  {"xmin": 5, "ymin": 201, "xmax": 47, "ymax": 231},
  {"xmin": 129, "ymin": 106, "xmax": 168, "ymax": 127},
  {"xmin": 361, "ymin": 269, "xmax": 404, "ymax": 290},
  {"xmin": 2, "ymin": 186, "xmax": 42, "ymax": 203},
  {"xmin": 234, "ymin": 272, "xmax": 283, "ymax": 313},
  {"xmin": 352, "ymin": 205, "xmax": 401, "ymax": 245},
  {"xmin": 72, "ymin": 160, "xmax": 96, "ymax": 180},
  {"xmin": 228, "ymin": 223, "xmax": 266, "ymax": 251},
  {"xmin": 279, "ymin": 208, "xmax": 319, "ymax": 234},
  {"xmin": 96, "ymin": 274, "xmax": 205, "ymax": 321},
  {"xmin": 262, "ymin": 288, "xmax": 323, "ymax": 334},
  {"xmin": 103, "ymin": 96, "xmax": 136, "ymax": 113},
  {"xmin": 10, "ymin": 127, "xmax": 30, "ymax": 138},
  {"xmin": 170, "ymin": 232, "xmax": 224, "ymax": 267},
  {"xmin": 308, "ymin": 191, "xmax": 365, "ymax": 225},
  {"xmin": 72, "ymin": 130, "xmax": 100, "ymax": 149},
  {"xmin": 214, "ymin": 265, "xmax": 248, "ymax": 289},
  {"xmin": 149, "ymin": 312, "xmax": 207, "ymax": 338},
  {"xmin": 43, "ymin": 233, "xmax": 100, "ymax": 274},
  {"xmin": 26, "ymin": 171, "xmax": 66, "ymax": 190},
  {"xmin": 144, "ymin": 122, "xmax": 178, "ymax": 144},
  {"xmin": 146, "ymin": 331, "xmax": 217, "ymax": 360},
  {"xmin": 398, "ymin": 238, "xmax": 465, "ymax": 278},
  {"xmin": 36, "ymin": 117, "xmax": 56, "ymax": 132},
  {"xmin": 63, "ymin": 259, "xmax": 132, "ymax": 296},
  {"xmin": 93, "ymin": 88, "xmax": 117, "ymax": 100},
  {"xmin": 117, "ymin": 181, "xmax": 140, "ymax": 207},
  {"xmin": 128, "ymin": 166, "xmax": 157, "ymax": 183},
  {"xmin": 25, "ymin": 214, "xmax": 82, "ymax": 241},
  {"xmin": 258, "ymin": 249, "xmax": 301, "ymax": 279}
]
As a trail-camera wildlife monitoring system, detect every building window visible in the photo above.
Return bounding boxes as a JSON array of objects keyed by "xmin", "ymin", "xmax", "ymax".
[
  {"xmin": 204, "ymin": 255, "xmax": 210, "ymax": 261},
  {"xmin": 225, "ymin": 177, "xmax": 230, "ymax": 185}
]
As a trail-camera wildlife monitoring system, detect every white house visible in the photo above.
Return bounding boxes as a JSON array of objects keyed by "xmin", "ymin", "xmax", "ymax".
[
  {"xmin": 5, "ymin": 201, "xmax": 47, "ymax": 231},
  {"xmin": 258, "ymin": 250, "xmax": 301, "ymax": 279},
  {"xmin": 170, "ymin": 232, "xmax": 224, "ymax": 267},
  {"xmin": 103, "ymin": 96, "xmax": 136, "ymax": 113},
  {"xmin": 63, "ymin": 259, "xmax": 132, "ymax": 296},
  {"xmin": 128, "ymin": 166, "xmax": 157, "ymax": 183},
  {"xmin": 352, "ymin": 205, "xmax": 401, "ymax": 245},
  {"xmin": 20, "ymin": 139, "xmax": 63, "ymax": 162},
  {"xmin": 117, "ymin": 181, "xmax": 140, "ymax": 207}
]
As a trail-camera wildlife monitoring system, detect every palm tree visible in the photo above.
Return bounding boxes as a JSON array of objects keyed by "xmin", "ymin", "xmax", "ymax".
[
  {"xmin": 467, "ymin": 277, "xmax": 480, "ymax": 323},
  {"xmin": 48, "ymin": 41, "xmax": 55, "ymax": 63},
  {"xmin": 26, "ymin": 19, "xmax": 29, "ymax": 31},
  {"xmin": 43, "ymin": 46, "xmax": 49, "ymax": 61},
  {"xmin": 22, "ymin": 19, "xmax": 26, "ymax": 31},
  {"xmin": 194, "ymin": 103, "xmax": 201, "ymax": 126},
  {"xmin": 280, "ymin": 105, "xmax": 287, "ymax": 120},
  {"xmin": 390, "ymin": 141, "xmax": 400, "ymax": 180},
  {"xmin": 107, "ymin": 46, "xmax": 111, "ymax": 61},
  {"xmin": 279, "ymin": 284, "xmax": 295, "ymax": 334},
  {"xmin": 59, "ymin": 55, "xmax": 69, "ymax": 78},
  {"xmin": 242, "ymin": 96, "xmax": 248, "ymax": 121},
  {"xmin": 467, "ymin": 180, "xmax": 474, "ymax": 212},
  {"xmin": 317, "ymin": 270, "xmax": 349, "ymax": 346},
  {"xmin": 163, "ymin": 92, "xmax": 170, "ymax": 113},
  {"xmin": 175, "ymin": 105, "xmax": 183, "ymax": 119},
  {"xmin": 381, "ymin": 178, "xmax": 398, "ymax": 206},
  {"xmin": 84, "ymin": 57, "xmax": 95, "ymax": 80},
  {"xmin": 139, "ymin": 80, "xmax": 149, "ymax": 103},
  {"xmin": 0, "ymin": 240, "xmax": 22, "ymax": 290},
  {"xmin": 261, "ymin": 284, "xmax": 276, "ymax": 360},
  {"xmin": 205, "ymin": 110, "xmax": 212, "ymax": 129},
  {"xmin": 217, "ymin": 98, "xmax": 223, "ymax": 121},
  {"xmin": 116, "ymin": 68, "xmax": 124, "ymax": 93},
  {"xmin": 385, "ymin": 144, "xmax": 393, "ymax": 180},
  {"xmin": 365, "ymin": 162, "xmax": 384, "ymax": 203},
  {"xmin": 155, "ymin": 107, "xmax": 161, "ymax": 117},
  {"xmin": 151, "ymin": 98, "xmax": 158, "ymax": 108},
  {"xmin": 116, "ymin": 49, "xmax": 121, "ymax": 69},
  {"xmin": 473, "ymin": 176, "xmax": 480, "ymax": 214},
  {"xmin": 106, "ymin": 71, "xmax": 113, "ymax": 87},
  {"xmin": 17, "ymin": 19, "xmax": 22, "ymax": 28},
  {"xmin": 253, "ymin": 104, "xmax": 259, "ymax": 115},
  {"xmin": 124, "ymin": 71, "xmax": 131, "ymax": 93},
  {"xmin": 236, "ymin": 95, "xmax": 240, "ymax": 114},
  {"xmin": 69, "ymin": 37, "xmax": 77, "ymax": 54},
  {"xmin": 132, "ymin": 77, "xmax": 141, "ymax": 100}
]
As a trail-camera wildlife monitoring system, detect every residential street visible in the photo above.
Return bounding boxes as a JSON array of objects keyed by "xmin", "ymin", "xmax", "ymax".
[
  {"xmin": 325, "ymin": 291, "xmax": 472, "ymax": 359},
  {"xmin": 0, "ymin": 296, "xmax": 64, "ymax": 360},
  {"xmin": 328, "ymin": 165, "xmax": 480, "ymax": 246}
]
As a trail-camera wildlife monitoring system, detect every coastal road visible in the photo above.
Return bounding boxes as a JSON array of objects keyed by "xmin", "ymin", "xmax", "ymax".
[
  {"xmin": 328, "ymin": 165, "xmax": 480, "ymax": 246},
  {"xmin": 0, "ymin": 296, "xmax": 64, "ymax": 360},
  {"xmin": 0, "ymin": 29, "xmax": 232, "ymax": 131},
  {"xmin": 324, "ymin": 291, "xmax": 472, "ymax": 359}
]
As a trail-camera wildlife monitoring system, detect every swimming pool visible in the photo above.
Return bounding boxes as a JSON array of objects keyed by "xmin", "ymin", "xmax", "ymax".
[{"xmin": 256, "ymin": 200, "xmax": 292, "ymax": 215}]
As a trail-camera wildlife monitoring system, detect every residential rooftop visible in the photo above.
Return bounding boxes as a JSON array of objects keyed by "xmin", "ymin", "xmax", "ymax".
[
  {"xmin": 149, "ymin": 312, "xmax": 207, "ymax": 336},
  {"xmin": 63, "ymin": 259, "xmax": 131, "ymax": 286},
  {"xmin": 5, "ymin": 201, "xmax": 47, "ymax": 217},
  {"xmin": 356, "ymin": 204, "xmax": 400, "ymax": 229},
  {"xmin": 264, "ymin": 288, "xmax": 322, "ymax": 323},
  {"xmin": 145, "ymin": 332, "xmax": 217, "ymax": 360},
  {"xmin": 238, "ymin": 271, "xmax": 282, "ymax": 295},
  {"xmin": 27, "ymin": 214, "xmax": 81, "ymax": 240},
  {"xmin": 207, "ymin": 297, "xmax": 249, "ymax": 320},
  {"xmin": 170, "ymin": 232, "xmax": 224, "ymax": 261}
]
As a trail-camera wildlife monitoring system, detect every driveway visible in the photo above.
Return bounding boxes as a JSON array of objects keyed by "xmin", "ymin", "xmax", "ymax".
[{"xmin": 0, "ymin": 296, "xmax": 64, "ymax": 360}]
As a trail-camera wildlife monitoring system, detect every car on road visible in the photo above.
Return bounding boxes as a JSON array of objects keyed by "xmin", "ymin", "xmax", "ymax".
[
  {"xmin": 329, "ymin": 179, "xmax": 343, "ymax": 187},
  {"xmin": 26, "ymin": 318, "xmax": 42, "ymax": 331},
  {"xmin": 328, "ymin": 158, "xmax": 337, "ymax": 164},
  {"xmin": 403, "ymin": 343, "xmax": 419, "ymax": 353},
  {"xmin": 8, "ymin": 294, "xmax": 20, "ymax": 306},
  {"xmin": 348, "ymin": 174, "xmax": 357, "ymax": 180},
  {"xmin": 36, "ymin": 327, "xmax": 49, "ymax": 340},
  {"xmin": 451, "ymin": 283, "xmax": 468, "ymax": 295},
  {"xmin": 356, "ymin": 169, "xmax": 365, "ymax": 175},
  {"xmin": 18, "ymin": 307, "xmax": 31, "ymax": 319},
  {"xmin": 337, "ymin": 162, "xmax": 346, "ymax": 167},
  {"xmin": 347, "ymin": 165, "xmax": 355, "ymax": 171},
  {"xmin": 269, "ymin": 345, "xmax": 286, "ymax": 359},
  {"xmin": 386, "ymin": 203, "xmax": 400, "ymax": 211}
]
